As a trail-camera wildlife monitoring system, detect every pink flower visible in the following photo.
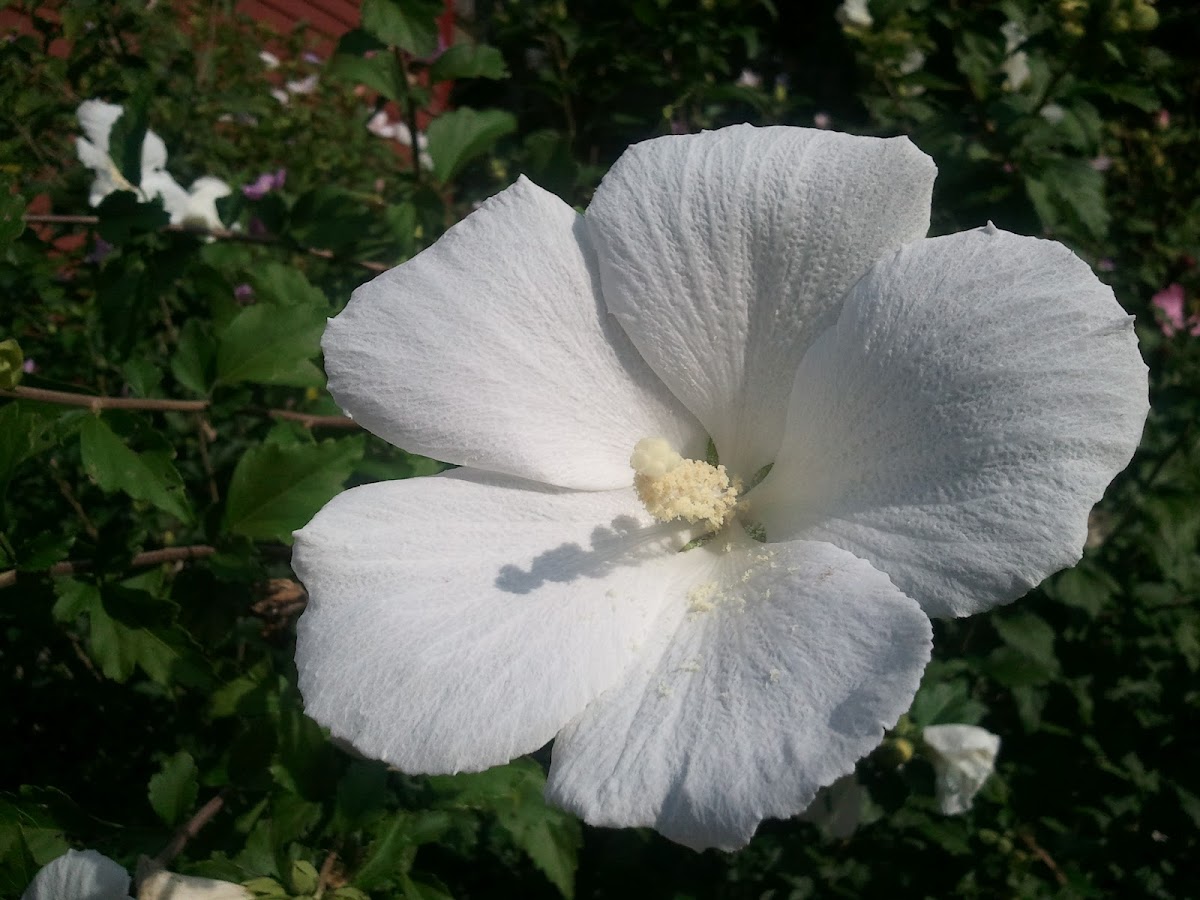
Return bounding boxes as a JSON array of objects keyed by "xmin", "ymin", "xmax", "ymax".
[
  {"xmin": 1151, "ymin": 283, "xmax": 1200, "ymax": 337},
  {"xmin": 243, "ymin": 169, "xmax": 287, "ymax": 199}
]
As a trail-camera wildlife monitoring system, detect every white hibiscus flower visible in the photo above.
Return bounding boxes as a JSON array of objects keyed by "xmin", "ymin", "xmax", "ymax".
[
  {"xmin": 20, "ymin": 849, "xmax": 248, "ymax": 900},
  {"xmin": 292, "ymin": 124, "xmax": 1148, "ymax": 850},
  {"xmin": 75, "ymin": 100, "xmax": 231, "ymax": 230},
  {"xmin": 923, "ymin": 724, "xmax": 1002, "ymax": 815}
]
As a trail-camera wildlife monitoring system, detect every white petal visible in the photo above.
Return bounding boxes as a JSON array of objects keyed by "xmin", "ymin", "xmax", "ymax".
[
  {"xmin": 757, "ymin": 226, "xmax": 1149, "ymax": 618},
  {"xmin": 139, "ymin": 129, "xmax": 170, "ymax": 175},
  {"xmin": 138, "ymin": 869, "xmax": 250, "ymax": 900},
  {"xmin": 140, "ymin": 170, "xmax": 191, "ymax": 223},
  {"xmin": 585, "ymin": 124, "xmax": 935, "ymax": 479},
  {"xmin": 77, "ymin": 100, "xmax": 123, "ymax": 154},
  {"xmin": 546, "ymin": 537, "xmax": 931, "ymax": 850},
  {"xmin": 923, "ymin": 724, "xmax": 1000, "ymax": 816},
  {"xmin": 324, "ymin": 176, "xmax": 703, "ymax": 489},
  {"xmin": 292, "ymin": 470, "xmax": 696, "ymax": 774},
  {"xmin": 21, "ymin": 849, "xmax": 132, "ymax": 900}
]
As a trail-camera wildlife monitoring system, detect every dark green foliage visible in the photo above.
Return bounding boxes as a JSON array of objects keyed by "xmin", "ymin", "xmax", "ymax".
[{"xmin": 1, "ymin": 0, "xmax": 1198, "ymax": 898}]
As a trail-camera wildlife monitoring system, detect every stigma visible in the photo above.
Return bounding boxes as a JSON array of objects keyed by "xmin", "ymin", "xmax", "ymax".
[{"xmin": 630, "ymin": 437, "xmax": 740, "ymax": 532}]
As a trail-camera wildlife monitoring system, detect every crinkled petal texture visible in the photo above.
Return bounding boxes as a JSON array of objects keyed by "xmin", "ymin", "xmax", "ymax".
[
  {"xmin": 546, "ymin": 538, "xmax": 931, "ymax": 850},
  {"xmin": 585, "ymin": 124, "xmax": 936, "ymax": 479},
  {"xmin": 21, "ymin": 849, "xmax": 132, "ymax": 900},
  {"xmin": 292, "ymin": 470, "xmax": 699, "ymax": 774},
  {"xmin": 923, "ymin": 724, "xmax": 1001, "ymax": 816},
  {"xmin": 757, "ymin": 226, "xmax": 1149, "ymax": 618},
  {"xmin": 323, "ymin": 176, "xmax": 703, "ymax": 490}
]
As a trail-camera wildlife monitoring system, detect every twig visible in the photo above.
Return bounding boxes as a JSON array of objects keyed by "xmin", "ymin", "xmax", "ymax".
[
  {"xmin": 394, "ymin": 48, "xmax": 423, "ymax": 186},
  {"xmin": 3, "ymin": 386, "xmax": 356, "ymax": 429},
  {"xmin": 314, "ymin": 850, "xmax": 339, "ymax": 899},
  {"xmin": 194, "ymin": 415, "xmax": 220, "ymax": 502},
  {"xmin": 0, "ymin": 544, "xmax": 216, "ymax": 589},
  {"xmin": 1018, "ymin": 831, "xmax": 1068, "ymax": 886},
  {"xmin": 154, "ymin": 791, "xmax": 228, "ymax": 866},
  {"xmin": 2, "ymin": 385, "xmax": 208, "ymax": 412},
  {"xmin": 49, "ymin": 458, "xmax": 99, "ymax": 541},
  {"xmin": 22, "ymin": 214, "xmax": 390, "ymax": 273},
  {"xmin": 270, "ymin": 409, "xmax": 360, "ymax": 429}
]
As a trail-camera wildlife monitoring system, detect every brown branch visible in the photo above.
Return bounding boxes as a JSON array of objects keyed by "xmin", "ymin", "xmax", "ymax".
[
  {"xmin": 314, "ymin": 850, "xmax": 339, "ymax": 899},
  {"xmin": 1018, "ymin": 831, "xmax": 1068, "ymax": 887},
  {"xmin": 154, "ymin": 791, "xmax": 228, "ymax": 867},
  {"xmin": 3, "ymin": 386, "xmax": 355, "ymax": 430},
  {"xmin": 0, "ymin": 544, "xmax": 216, "ymax": 589},
  {"xmin": 22, "ymin": 214, "xmax": 390, "ymax": 273},
  {"xmin": 270, "ymin": 409, "xmax": 360, "ymax": 429},
  {"xmin": 2, "ymin": 385, "xmax": 208, "ymax": 412}
]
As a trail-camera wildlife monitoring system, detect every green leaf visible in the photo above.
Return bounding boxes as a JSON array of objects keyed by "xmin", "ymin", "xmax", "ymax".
[
  {"xmin": 79, "ymin": 416, "xmax": 193, "ymax": 522},
  {"xmin": 0, "ymin": 404, "xmax": 58, "ymax": 496},
  {"xmin": 0, "ymin": 187, "xmax": 25, "ymax": 244},
  {"xmin": 426, "ymin": 107, "xmax": 517, "ymax": 183},
  {"xmin": 361, "ymin": 0, "xmax": 441, "ymax": 56},
  {"xmin": 223, "ymin": 435, "xmax": 364, "ymax": 542},
  {"xmin": 171, "ymin": 319, "xmax": 217, "ymax": 395},
  {"xmin": 0, "ymin": 337, "xmax": 24, "ymax": 389},
  {"xmin": 289, "ymin": 188, "xmax": 376, "ymax": 253},
  {"xmin": 428, "ymin": 43, "xmax": 509, "ymax": 82},
  {"xmin": 1024, "ymin": 160, "xmax": 1109, "ymax": 240},
  {"xmin": 432, "ymin": 760, "xmax": 579, "ymax": 898},
  {"xmin": 148, "ymin": 751, "xmax": 199, "ymax": 826},
  {"xmin": 289, "ymin": 860, "xmax": 320, "ymax": 894},
  {"xmin": 95, "ymin": 190, "xmax": 169, "ymax": 243},
  {"xmin": 108, "ymin": 98, "xmax": 150, "ymax": 188},
  {"xmin": 215, "ymin": 299, "xmax": 327, "ymax": 387},
  {"xmin": 328, "ymin": 52, "xmax": 407, "ymax": 103}
]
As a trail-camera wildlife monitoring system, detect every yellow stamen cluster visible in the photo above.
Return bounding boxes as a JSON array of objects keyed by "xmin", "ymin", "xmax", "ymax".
[{"xmin": 630, "ymin": 437, "xmax": 740, "ymax": 532}]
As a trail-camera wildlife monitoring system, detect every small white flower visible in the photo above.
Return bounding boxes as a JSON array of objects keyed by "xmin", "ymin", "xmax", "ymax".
[
  {"xmin": 286, "ymin": 73, "xmax": 319, "ymax": 95},
  {"xmin": 365, "ymin": 111, "xmax": 433, "ymax": 170},
  {"xmin": 899, "ymin": 48, "xmax": 926, "ymax": 76},
  {"xmin": 836, "ymin": 0, "xmax": 873, "ymax": 28},
  {"xmin": 923, "ymin": 724, "xmax": 1001, "ymax": 815},
  {"xmin": 258, "ymin": 50, "xmax": 281, "ymax": 69},
  {"xmin": 74, "ymin": 100, "xmax": 230, "ymax": 229},
  {"xmin": 20, "ymin": 850, "xmax": 249, "ymax": 900},
  {"xmin": 294, "ymin": 124, "xmax": 1147, "ymax": 850},
  {"xmin": 736, "ymin": 69, "xmax": 762, "ymax": 89},
  {"xmin": 1040, "ymin": 103, "xmax": 1067, "ymax": 124},
  {"xmin": 1000, "ymin": 21, "xmax": 1032, "ymax": 91}
]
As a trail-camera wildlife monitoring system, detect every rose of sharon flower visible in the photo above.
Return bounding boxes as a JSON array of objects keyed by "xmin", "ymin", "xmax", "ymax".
[
  {"xmin": 75, "ymin": 100, "xmax": 231, "ymax": 231},
  {"xmin": 1151, "ymin": 283, "xmax": 1200, "ymax": 337},
  {"xmin": 292, "ymin": 124, "xmax": 1148, "ymax": 850},
  {"xmin": 923, "ymin": 724, "xmax": 1002, "ymax": 815},
  {"xmin": 20, "ymin": 849, "xmax": 249, "ymax": 900}
]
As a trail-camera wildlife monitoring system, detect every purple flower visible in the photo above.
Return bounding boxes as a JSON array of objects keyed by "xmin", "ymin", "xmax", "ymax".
[
  {"xmin": 1151, "ymin": 283, "xmax": 1200, "ymax": 337},
  {"xmin": 22, "ymin": 358, "xmax": 36, "ymax": 374},
  {"xmin": 242, "ymin": 168, "xmax": 287, "ymax": 200},
  {"xmin": 85, "ymin": 238, "xmax": 114, "ymax": 264},
  {"xmin": 303, "ymin": 51, "xmax": 323, "ymax": 64},
  {"xmin": 1097, "ymin": 258, "xmax": 1116, "ymax": 272},
  {"xmin": 234, "ymin": 283, "xmax": 255, "ymax": 303}
]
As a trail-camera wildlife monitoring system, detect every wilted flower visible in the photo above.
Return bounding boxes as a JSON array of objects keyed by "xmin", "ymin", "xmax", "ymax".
[
  {"xmin": 293, "ymin": 124, "xmax": 1147, "ymax": 850},
  {"xmin": 923, "ymin": 724, "xmax": 1001, "ymax": 815},
  {"xmin": 1151, "ymin": 283, "xmax": 1200, "ymax": 337},
  {"xmin": 836, "ymin": 0, "xmax": 873, "ymax": 29},
  {"xmin": 75, "ymin": 100, "xmax": 231, "ymax": 230},
  {"xmin": 20, "ymin": 849, "xmax": 249, "ymax": 900}
]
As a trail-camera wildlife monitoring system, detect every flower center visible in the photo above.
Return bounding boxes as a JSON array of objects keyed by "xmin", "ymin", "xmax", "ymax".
[{"xmin": 630, "ymin": 437, "xmax": 741, "ymax": 532}]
